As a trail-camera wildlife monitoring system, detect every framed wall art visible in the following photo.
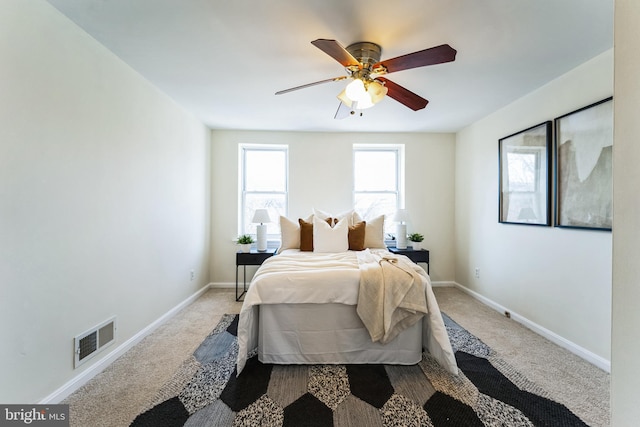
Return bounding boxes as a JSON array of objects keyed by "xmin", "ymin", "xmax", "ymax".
[
  {"xmin": 499, "ymin": 121, "xmax": 552, "ymax": 226},
  {"xmin": 555, "ymin": 97, "xmax": 613, "ymax": 230}
]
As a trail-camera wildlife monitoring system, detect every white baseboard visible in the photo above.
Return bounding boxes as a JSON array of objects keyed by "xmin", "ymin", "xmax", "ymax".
[
  {"xmin": 209, "ymin": 282, "xmax": 235, "ymax": 289},
  {"xmin": 431, "ymin": 280, "xmax": 456, "ymax": 287},
  {"xmin": 40, "ymin": 284, "xmax": 213, "ymax": 404},
  {"xmin": 452, "ymin": 282, "xmax": 611, "ymax": 373}
]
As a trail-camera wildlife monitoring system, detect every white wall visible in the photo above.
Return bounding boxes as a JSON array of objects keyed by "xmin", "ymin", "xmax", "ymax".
[
  {"xmin": 210, "ymin": 130, "xmax": 455, "ymax": 284},
  {"xmin": 455, "ymin": 49, "xmax": 613, "ymax": 365},
  {"xmin": 0, "ymin": 0, "xmax": 211, "ymax": 402},
  {"xmin": 612, "ymin": 0, "xmax": 640, "ymax": 424}
]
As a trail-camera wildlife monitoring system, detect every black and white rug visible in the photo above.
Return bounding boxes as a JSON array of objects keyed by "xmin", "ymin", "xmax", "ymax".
[{"xmin": 131, "ymin": 313, "xmax": 589, "ymax": 426}]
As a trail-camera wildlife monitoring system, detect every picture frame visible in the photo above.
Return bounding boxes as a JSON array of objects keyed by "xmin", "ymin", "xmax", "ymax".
[
  {"xmin": 554, "ymin": 97, "xmax": 613, "ymax": 231},
  {"xmin": 498, "ymin": 121, "xmax": 552, "ymax": 226}
]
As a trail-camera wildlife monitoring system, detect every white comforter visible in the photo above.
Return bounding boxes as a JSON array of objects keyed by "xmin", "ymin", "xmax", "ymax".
[{"xmin": 236, "ymin": 248, "xmax": 458, "ymax": 375}]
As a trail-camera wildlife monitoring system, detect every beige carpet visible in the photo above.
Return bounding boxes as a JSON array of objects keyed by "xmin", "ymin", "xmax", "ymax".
[{"xmin": 62, "ymin": 287, "xmax": 610, "ymax": 427}]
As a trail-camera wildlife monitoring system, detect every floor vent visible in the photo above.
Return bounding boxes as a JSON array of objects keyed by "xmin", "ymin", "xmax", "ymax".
[{"xmin": 74, "ymin": 316, "xmax": 116, "ymax": 368}]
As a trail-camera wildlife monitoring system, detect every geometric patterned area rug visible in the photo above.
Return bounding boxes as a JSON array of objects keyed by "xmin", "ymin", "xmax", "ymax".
[{"xmin": 130, "ymin": 313, "xmax": 589, "ymax": 426}]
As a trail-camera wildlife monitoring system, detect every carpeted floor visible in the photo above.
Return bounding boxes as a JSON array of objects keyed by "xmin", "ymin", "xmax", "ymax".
[
  {"xmin": 130, "ymin": 313, "xmax": 591, "ymax": 426},
  {"xmin": 62, "ymin": 287, "xmax": 610, "ymax": 426}
]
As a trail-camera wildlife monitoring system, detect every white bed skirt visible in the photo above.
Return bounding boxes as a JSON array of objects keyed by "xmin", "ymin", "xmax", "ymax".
[{"xmin": 258, "ymin": 303, "xmax": 423, "ymax": 365}]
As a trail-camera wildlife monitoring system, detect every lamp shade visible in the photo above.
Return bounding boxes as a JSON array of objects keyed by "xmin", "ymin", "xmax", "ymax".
[
  {"xmin": 368, "ymin": 80, "xmax": 388, "ymax": 104},
  {"xmin": 337, "ymin": 89, "xmax": 352, "ymax": 106},
  {"xmin": 392, "ymin": 209, "xmax": 410, "ymax": 224},
  {"xmin": 338, "ymin": 88, "xmax": 374, "ymax": 110},
  {"xmin": 345, "ymin": 78, "xmax": 367, "ymax": 102},
  {"xmin": 251, "ymin": 209, "xmax": 271, "ymax": 224}
]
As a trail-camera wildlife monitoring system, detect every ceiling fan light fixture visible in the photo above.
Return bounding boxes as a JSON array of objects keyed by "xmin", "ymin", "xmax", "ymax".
[
  {"xmin": 337, "ymin": 89, "xmax": 352, "ymax": 107},
  {"xmin": 339, "ymin": 89, "xmax": 374, "ymax": 110},
  {"xmin": 345, "ymin": 78, "xmax": 367, "ymax": 102},
  {"xmin": 367, "ymin": 80, "xmax": 388, "ymax": 104},
  {"xmin": 337, "ymin": 88, "xmax": 374, "ymax": 110},
  {"xmin": 355, "ymin": 96, "xmax": 374, "ymax": 109},
  {"xmin": 339, "ymin": 78, "xmax": 385, "ymax": 110}
]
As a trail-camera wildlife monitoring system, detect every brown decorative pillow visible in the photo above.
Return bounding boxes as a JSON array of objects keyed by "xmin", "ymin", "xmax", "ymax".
[
  {"xmin": 299, "ymin": 217, "xmax": 334, "ymax": 251},
  {"xmin": 348, "ymin": 221, "xmax": 366, "ymax": 251},
  {"xmin": 299, "ymin": 218, "xmax": 314, "ymax": 251}
]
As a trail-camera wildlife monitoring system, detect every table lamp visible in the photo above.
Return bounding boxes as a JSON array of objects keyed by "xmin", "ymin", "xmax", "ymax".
[
  {"xmin": 252, "ymin": 209, "xmax": 271, "ymax": 252},
  {"xmin": 393, "ymin": 209, "xmax": 410, "ymax": 249}
]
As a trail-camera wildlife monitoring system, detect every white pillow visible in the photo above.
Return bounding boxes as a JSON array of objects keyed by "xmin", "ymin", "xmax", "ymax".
[
  {"xmin": 313, "ymin": 208, "xmax": 356, "ymax": 226},
  {"xmin": 363, "ymin": 215, "xmax": 386, "ymax": 249},
  {"xmin": 278, "ymin": 214, "xmax": 313, "ymax": 253},
  {"xmin": 313, "ymin": 216, "xmax": 349, "ymax": 252},
  {"xmin": 278, "ymin": 216, "xmax": 300, "ymax": 253},
  {"xmin": 313, "ymin": 208, "xmax": 333, "ymax": 221}
]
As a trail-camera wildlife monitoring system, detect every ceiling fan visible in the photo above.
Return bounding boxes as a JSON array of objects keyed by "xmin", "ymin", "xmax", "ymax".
[{"xmin": 275, "ymin": 39, "xmax": 457, "ymax": 118}]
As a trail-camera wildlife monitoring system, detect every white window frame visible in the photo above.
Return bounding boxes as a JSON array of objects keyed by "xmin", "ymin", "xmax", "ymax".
[
  {"xmin": 238, "ymin": 144, "xmax": 288, "ymax": 237},
  {"xmin": 352, "ymin": 144, "xmax": 405, "ymax": 226}
]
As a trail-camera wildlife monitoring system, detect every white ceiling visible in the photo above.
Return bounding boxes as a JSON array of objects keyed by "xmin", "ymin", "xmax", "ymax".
[{"xmin": 46, "ymin": 0, "xmax": 613, "ymax": 133}]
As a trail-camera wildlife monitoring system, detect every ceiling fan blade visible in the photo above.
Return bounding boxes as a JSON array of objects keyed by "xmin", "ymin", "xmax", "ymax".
[
  {"xmin": 275, "ymin": 76, "xmax": 348, "ymax": 95},
  {"xmin": 374, "ymin": 44, "xmax": 457, "ymax": 74},
  {"xmin": 377, "ymin": 77, "xmax": 429, "ymax": 111},
  {"xmin": 311, "ymin": 39, "xmax": 361, "ymax": 68},
  {"xmin": 334, "ymin": 101, "xmax": 352, "ymax": 119}
]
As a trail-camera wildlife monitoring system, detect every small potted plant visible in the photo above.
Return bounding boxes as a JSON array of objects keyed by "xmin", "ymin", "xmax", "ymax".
[
  {"xmin": 236, "ymin": 234, "xmax": 254, "ymax": 253},
  {"xmin": 408, "ymin": 233, "xmax": 424, "ymax": 250}
]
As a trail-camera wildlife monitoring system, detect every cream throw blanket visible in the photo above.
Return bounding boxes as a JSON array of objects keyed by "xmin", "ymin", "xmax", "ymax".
[{"xmin": 356, "ymin": 250, "xmax": 428, "ymax": 344}]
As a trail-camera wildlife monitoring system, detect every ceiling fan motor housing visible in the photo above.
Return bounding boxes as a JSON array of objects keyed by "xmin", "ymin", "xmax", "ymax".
[{"xmin": 346, "ymin": 42, "xmax": 382, "ymax": 69}]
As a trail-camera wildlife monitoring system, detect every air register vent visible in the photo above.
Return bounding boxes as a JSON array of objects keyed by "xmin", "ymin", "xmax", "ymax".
[{"xmin": 74, "ymin": 316, "xmax": 116, "ymax": 368}]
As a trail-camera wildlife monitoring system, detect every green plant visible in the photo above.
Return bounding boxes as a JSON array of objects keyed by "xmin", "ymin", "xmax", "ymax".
[
  {"xmin": 408, "ymin": 233, "xmax": 424, "ymax": 242},
  {"xmin": 236, "ymin": 234, "xmax": 255, "ymax": 244}
]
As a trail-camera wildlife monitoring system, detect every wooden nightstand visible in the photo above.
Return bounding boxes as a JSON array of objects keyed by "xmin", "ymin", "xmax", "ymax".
[
  {"xmin": 387, "ymin": 247, "xmax": 430, "ymax": 274},
  {"xmin": 235, "ymin": 248, "xmax": 276, "ymax": 301}
]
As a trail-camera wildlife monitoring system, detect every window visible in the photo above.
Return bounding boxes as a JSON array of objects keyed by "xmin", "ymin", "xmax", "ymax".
[
  {"xmin": 239, "ymin": 145, "xmax": 288, "ymax": 236},
  {"xmin": 353, "ymin": 145, "xmax": 404, "ymax": 232}
]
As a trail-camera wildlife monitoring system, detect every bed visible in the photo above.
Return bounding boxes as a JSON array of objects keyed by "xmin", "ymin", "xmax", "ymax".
[{"xmin": 236, "ymin": 243, "xmax": 458, "ymax": 376}]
